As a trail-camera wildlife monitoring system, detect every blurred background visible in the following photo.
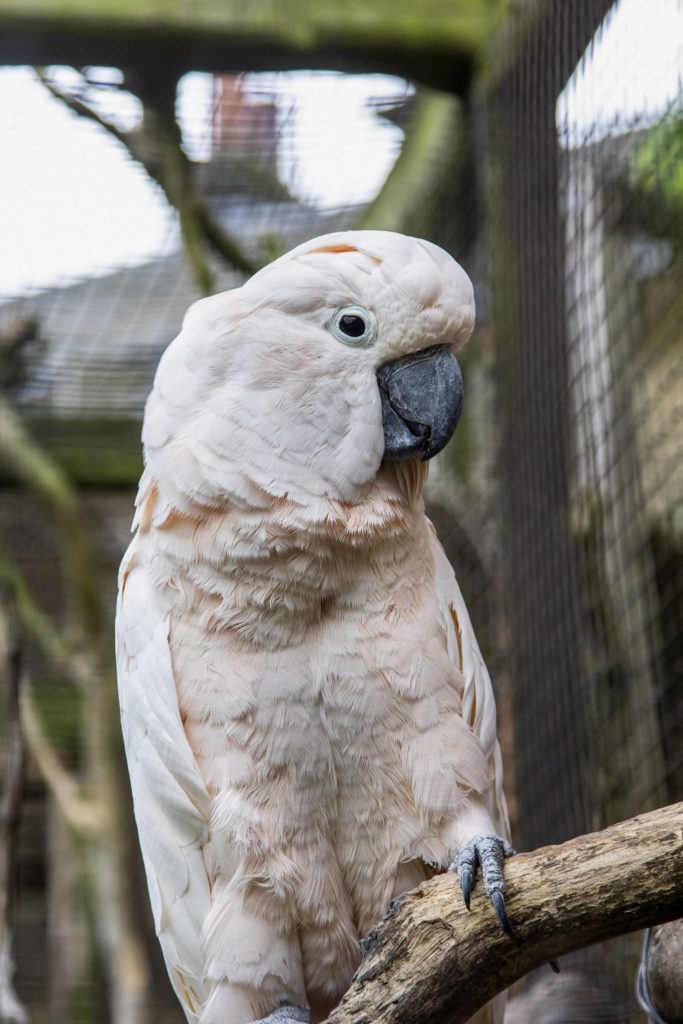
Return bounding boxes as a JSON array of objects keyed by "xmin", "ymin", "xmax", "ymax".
[{"xmin": 0, "ymin": 0, "xmax": 680, "ymax": 1021}]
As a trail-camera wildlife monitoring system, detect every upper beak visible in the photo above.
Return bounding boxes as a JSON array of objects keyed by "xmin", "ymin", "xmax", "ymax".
[{"xmin": 377, "ymin": 344, "xmax": 464, "ymax": 462}]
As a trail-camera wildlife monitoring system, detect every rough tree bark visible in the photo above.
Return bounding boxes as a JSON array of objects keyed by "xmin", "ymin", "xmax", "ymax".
[{"xmin": 325, "ymin": 803, "xmax": 683, "ymax": 1024}]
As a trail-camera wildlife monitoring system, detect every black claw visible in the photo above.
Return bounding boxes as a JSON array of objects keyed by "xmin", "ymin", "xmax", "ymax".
[
  {"xmin": 460, "ymin": 869, "xmax": 473, "ymax": 910},
  {"xmin": 454, "ymin": 835, "xmax": 515, "ymax": 932},
  {"xmin": 491, "ymin": 890, "xmax": 512, "ymax": 934},
  {"xmin": 550, "ymin": 959, "xmax": 561, "ymax": 974}
]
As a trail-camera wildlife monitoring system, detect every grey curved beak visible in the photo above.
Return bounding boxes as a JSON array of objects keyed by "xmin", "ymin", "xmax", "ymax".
[{"xmin": 377, "ymin": 345, "xmax": 464, "ymax": 462}]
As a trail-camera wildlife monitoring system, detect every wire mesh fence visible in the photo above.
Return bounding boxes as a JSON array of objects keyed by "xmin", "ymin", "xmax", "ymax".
[
  {"xmin": 488, "ymin": 0, "xmax": 682, "ymax": 849},
  {"xmin": 481, "ymin": 0, "xmax": 682, "ymax": 1014},
  {"xmin": 0, "ymin": 0, "xmax": 681, "ymax": 1020}
]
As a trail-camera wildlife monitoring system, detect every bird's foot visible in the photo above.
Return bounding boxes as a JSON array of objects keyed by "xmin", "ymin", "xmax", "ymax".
[
  {"xmin": 448, "ymin": 834, "xmax": 515, "ymax": 933},
  {"xmin": 253, "ymin": 1007, "xmax": 310, "ymax": 1023}
]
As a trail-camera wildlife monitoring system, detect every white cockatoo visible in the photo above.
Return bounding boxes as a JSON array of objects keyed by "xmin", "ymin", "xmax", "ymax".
[{"xmin": 116, "ymin": 230, "xmax": 512, "ymax": 1024}]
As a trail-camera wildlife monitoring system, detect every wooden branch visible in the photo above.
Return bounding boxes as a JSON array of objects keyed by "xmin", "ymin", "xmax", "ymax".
[
  {"xmin": 36, "ymin": 70, "xmax": 257, "ymax": 287},
  {"xmin": 0, "ymin": 548, "xmax": 91, "ymax": 692},
  {"xmin": 36, "ymin": 69, "xmax": 132, "ymax": 148},
  {"xmin": 0, "ymin": 398, "xmax": 103, "ymax": 641},
  {"xmin": 358, "ymin": 91, "xmax": 457, "ymax": 235},
  {"xmin": 19, "ymin": 682, "xmax": 102, "ymax": 836},
  {"xmin": 326, "ymin": 803, "xmax": 683, "ymax": 1024}
]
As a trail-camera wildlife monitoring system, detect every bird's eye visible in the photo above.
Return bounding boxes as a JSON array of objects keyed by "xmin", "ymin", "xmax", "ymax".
[
  {"xmin": 339, "ymin": 314, "xmax": 365, "ymax": 337},
  {"xmin": 329, "ymin": 305, "xmax": 376, "ymax": 348}
]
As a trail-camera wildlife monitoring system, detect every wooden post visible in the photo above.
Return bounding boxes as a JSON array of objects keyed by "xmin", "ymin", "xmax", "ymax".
[{"xmin": 0, "ymin": 587, "xmax": 28, "ymax": 1024}]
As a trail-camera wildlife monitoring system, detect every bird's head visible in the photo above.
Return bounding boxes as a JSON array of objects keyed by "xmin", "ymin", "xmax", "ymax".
[{"xmin": 143, "ymin": 230, "xmax": 475, "ymax": 510}]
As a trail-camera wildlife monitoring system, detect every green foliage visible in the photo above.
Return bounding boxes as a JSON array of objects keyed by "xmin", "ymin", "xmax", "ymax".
[
  {"xmin": 628, "ymin": 114, "xmax": 683, "ymax": 239},
  {"xmin": 632, "ymin": 115, "xmax": 683, "ymax": 208}
]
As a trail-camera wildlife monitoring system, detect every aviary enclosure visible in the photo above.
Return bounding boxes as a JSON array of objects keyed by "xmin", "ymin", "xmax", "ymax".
[{"xmin": 0, "ymin": 0, "xmax": 680, "ymax": 1020}]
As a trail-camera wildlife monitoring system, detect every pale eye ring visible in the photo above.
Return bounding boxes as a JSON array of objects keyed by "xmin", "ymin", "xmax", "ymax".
[{"xmin": 329, "ymin": 305, "xmax": 376, "ymax": 348}]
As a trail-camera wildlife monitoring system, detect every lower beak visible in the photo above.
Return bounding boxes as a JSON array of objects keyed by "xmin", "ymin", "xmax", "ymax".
[{"xmin": 377, "ymin": 345, "xmax": 464, "ymax": 462}]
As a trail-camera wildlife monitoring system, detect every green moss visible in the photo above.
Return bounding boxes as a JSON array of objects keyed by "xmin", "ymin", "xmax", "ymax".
[
  {"xmin": 0, "ymin": 0, "xmax": 500, "ymax": 52},
  {"xmin": 359, "ymin": 91, "xmax": 461, "ymax": 235},
  {"xmin": 0, "ymin": 0, "xmax": 506, "ymax": 96}
]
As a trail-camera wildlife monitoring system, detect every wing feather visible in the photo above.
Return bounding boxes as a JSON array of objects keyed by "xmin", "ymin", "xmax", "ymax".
[
  {"xmin": 116, "ymin": 545, "xmax": 212, "ymax": 1021},
  {"xmin": 429, "ymin": 526, "xmax": 510, "ymax": 841},
  {"xmin": 429, "ymin": 526, "xmax": 509, "ymax": 1024}
]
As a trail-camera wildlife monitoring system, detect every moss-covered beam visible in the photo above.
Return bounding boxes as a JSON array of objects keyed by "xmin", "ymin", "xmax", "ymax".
[
  {"xmin": 0, "ymin": 0, "xmax": 502, "ymax": 94},
  {"xmin": 359, "ymin": 91, "xmax": 460, "ymax": 234},
  {"xmin": 0, "ymin": 417, "xmax": 143, "ymax": 488}
]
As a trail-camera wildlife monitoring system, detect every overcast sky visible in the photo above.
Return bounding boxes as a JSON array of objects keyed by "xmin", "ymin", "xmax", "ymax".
[{"xmin": 0, "ymin": 0, "xmax": 680, "ymax": 298}]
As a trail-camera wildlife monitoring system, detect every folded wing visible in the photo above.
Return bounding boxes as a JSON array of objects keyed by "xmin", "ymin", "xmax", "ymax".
[{"xmin": 116, "ymin": 548, "xmax": 212, "ymax": 1022}]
